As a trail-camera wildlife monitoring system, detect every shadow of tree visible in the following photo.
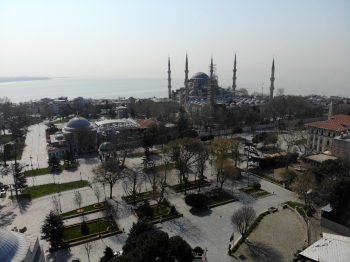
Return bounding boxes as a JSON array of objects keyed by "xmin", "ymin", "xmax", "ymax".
[
  {"xmin": 17, "ymin": 197, "xmax": 32, "ymax": 214},
  {"xmin": 189, "ymin": 207, "xmax": 212, "ymax": 217},
  {"xmin": 245, "ymin": 241, "xmax": 283, "ymax": 262},
  {"xmin": 45, "ymin": 248, "xmax": 73, "ymax": 262},
  {"xmin": 0, "ymin": 210, "xmax": 17, "ymax": 227}
]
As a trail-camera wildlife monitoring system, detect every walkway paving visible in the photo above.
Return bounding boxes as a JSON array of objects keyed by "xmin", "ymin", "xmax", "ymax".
[{"xmin": 232, "ymin": 208, "xmax": 306, "ymax": 262}]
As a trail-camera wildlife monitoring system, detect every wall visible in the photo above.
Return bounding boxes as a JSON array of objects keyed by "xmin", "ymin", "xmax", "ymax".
[{"xmin": 320, "ymin": 217, "xmax": 350, "ymax": 237}]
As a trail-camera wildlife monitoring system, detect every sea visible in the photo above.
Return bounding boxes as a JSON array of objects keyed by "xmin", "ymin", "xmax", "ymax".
[{"xmin": 0, "ymin": 78, "xmax": 183, "ymax": 103}]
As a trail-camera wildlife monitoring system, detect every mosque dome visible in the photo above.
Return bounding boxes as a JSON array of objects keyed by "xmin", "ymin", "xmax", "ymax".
[
  {"xmin": 54, "ymin": 132, "xmax": 64, "ymax": 140},
  {"xmin": 190, "ymin": 72, "xmax": 209, "ymax": 80},
  {"xmin": 99, "ymin": 142, "xmax": 115, "ymax": 152},
  {"xmin": 189, "ymin": 90, "xmax": 198, "ymax": 96},
  {"xmin": 63, "ymin": 116, "xmax": 93, "ymax": 133},
  {"xmin": 0, "ymin": 228, "xmax": 29, "ymax": 262}
]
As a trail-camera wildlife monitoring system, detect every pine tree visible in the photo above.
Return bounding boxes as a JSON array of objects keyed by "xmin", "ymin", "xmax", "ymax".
[
  {"xmin": 80, "ymin": 221, "xmax": 90, "ymax": 235},
  {"xmin": 41, "ymin": 211, "xmax": 65, "ymax": 248}
]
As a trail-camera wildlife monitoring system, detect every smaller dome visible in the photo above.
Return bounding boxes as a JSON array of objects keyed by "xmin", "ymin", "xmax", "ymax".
[
  {"xmin": 189, "ymin": 90, "xmax": 198, "ymax": 96},
  {"xmin": 99, "ymin": 142, "xmax": 115, "ymax": 152},
  {"xmin": 54, "ymin": 132, "xmax": 64, "ymax": 140}
]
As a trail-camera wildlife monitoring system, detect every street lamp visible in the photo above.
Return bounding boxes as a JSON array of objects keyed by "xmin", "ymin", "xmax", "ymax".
[
  {"xmin": 36, "ymin": 154, "xmax": 39, "ymax": 169},
  {"xmin": 57, "ymin": 182, "xmax": 62, "ymax": 213},
  {"xmin": 80, "ymin": 172, "xmax": 82, "ymax": 181},
  {"xmin": 102, "ymin": 183, "xmax": 106, "ymax": 200}
]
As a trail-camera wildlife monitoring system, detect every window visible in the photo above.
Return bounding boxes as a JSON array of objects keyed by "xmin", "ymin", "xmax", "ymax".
[
  {"xmin": 321, "ymin": 130, "xmax": 323, "ymax": 135},
  {"xmin": 320, "ymin": 139, "xmax": 323, "ymax": 144},
  {"xmin": 327, "ymin": 140, "xmax": 330, "ymax": 145},
  {"xmin": 328, "ymin": 132, "xmax": 330, "ymax": 136}
]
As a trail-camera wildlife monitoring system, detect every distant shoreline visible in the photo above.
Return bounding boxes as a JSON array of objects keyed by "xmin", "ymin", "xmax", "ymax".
[{"xmin": 0, "ymin": 76, "xmax": 70, "ymax": 83}]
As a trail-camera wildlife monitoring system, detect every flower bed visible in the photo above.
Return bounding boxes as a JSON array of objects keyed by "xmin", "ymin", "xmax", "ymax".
[
  {"xmin": 122, "ymin": 191, "xmax": 158, "ymax": 204},
  {"xmin": 239, "ymin": 187, "xmax": 271, "ymax": 199},
  {"xmin": 133, "ymin": 200, "xmax": 182, "ymax": 224},
  {"xmin": 61, "ymin": 201, "xmax": 106, "ymax": 218},
  {"xmin": 62, "ymin": 217, "xmax": 119, "ymax": 243}
]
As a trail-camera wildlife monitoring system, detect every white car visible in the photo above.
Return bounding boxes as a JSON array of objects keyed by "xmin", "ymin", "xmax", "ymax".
[
  {"xmin": 113, "ymin": 251, "xmax": 123, "ymax": 257},
  {"xmin": 0, "ymin": 189, "xmax": 6, "ymax": 195}
]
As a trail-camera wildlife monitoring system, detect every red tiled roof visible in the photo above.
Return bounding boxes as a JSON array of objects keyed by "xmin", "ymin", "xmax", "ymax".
[
  {"xmin": 136, "ymin": 118, "xmax": 159, "ymax": 129},
  {"xmin": 307, "ymin": 114, "xmax": 350, "ymax": 132}
]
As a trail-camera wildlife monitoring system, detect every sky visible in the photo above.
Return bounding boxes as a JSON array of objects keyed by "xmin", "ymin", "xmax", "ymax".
[{"xmin": 0, "ymin": 0, "xmax": 349, "ymax": 97}]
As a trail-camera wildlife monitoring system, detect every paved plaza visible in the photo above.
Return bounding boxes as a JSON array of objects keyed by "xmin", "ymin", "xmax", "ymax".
[{"xmin": 0, "ymin": 124, "xmax": 302, "ymax": 262}]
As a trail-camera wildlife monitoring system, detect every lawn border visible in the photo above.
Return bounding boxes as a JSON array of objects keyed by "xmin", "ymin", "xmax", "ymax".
[
  {"xmin": 61, "ymin": 203, "xmax": 106, "ymax": 219},
  {"xmin": 238, "ymin": 186, "xmax": 271, "ymax": 199}
]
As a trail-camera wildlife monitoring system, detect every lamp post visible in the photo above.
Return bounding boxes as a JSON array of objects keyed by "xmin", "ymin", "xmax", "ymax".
[
  {"xmin": 103, "ymin": 183, "xmax": 106, "ymax": 200},
  {"xmin": 80, "ymin": 172, "xmax": 82, "ymax": 181},
  {"xmin": 36, "ymin": 154, "xmax": 39, "ymax": 169},
  {"xmin": 57, "ymin": 182, "xmax": 62, "ymax": 213}
]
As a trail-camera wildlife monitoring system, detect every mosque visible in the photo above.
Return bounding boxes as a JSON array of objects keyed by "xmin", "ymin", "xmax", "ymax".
[{"xmin": 167, "ymin": 54, "xmax": 276, "ymax": 107}]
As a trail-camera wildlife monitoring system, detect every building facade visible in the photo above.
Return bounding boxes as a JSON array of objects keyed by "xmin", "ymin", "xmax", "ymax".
[{"xmin": 306, "ymin": 114, "xmax": 350, "ymax": 156}]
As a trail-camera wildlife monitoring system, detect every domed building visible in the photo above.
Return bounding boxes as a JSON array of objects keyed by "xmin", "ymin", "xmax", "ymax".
[
  {"xmin": 47, "ymin": 116, "xmax": 97, "ymax": 159},
  {"xmin": 0, "ymin": 228, "xmax": 46, "ymax": 262},
  {"xmin": 62, "ymin": 116, "xmax": 94, "ymax": 134},
  {"xmin": 98, "ymin": 141, "xmax": 116, "ymax": 161}
]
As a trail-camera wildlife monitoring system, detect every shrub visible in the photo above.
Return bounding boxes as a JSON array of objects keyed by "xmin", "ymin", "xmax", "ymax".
[
  {"xmin": 138, "ymin": 200, "xmax": 154, "ymax": 219},
  {"xmin": 185, "ymin": 193, "xmax": 207, "ymax": 209},
  {"xmin": 80, "ymin": 221, "xmax": 90, "ymax": 235},
  {"xmin": 194, "ymin": 246, "xmax": 203, "ymax": 254},
  {"xmin": 207, "ymin": 134, "xmax": 214, "ymax": 140},
  {"xmin": 252, "ymin": 182, "xmax": 261, "ymax": 190},
  {"xmin": 170, "ymin": 205, "xmax": 176, "ymax": 215},
  {"xmin": 200, "ymin": 135, "xmax": 208, "ymax": 141}
]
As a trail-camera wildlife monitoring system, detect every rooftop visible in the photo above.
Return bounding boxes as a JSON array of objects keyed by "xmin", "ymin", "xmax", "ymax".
[
  {"xmin": 300, "ymin": 233, "xmax": 350, "ymax": 262},
  {"xmin": 305, "ymin": 154, "xmax": 338, "ymax": 163},
  {"xmin": 307, "ymin": 114, "xmax": 350, "ymax": 132}
]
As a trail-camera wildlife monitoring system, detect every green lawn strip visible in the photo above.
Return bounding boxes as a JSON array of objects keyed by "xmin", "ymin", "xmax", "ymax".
[
  {"xmin": 127, "ymin": 150, "xmax": 161, "ymax": 158},
  {"xmin": 206, "ymin": 189, "xmax": 235, "ymax": 206},
  {"xmin": 284, "ymin": 201, "xmax": 307, "ymax": 216},
  {"xmin": 61, "ymin": 202, "xmax": 106, "ymax": 217},
  {"xmin": 62, "ymin": 218, "xmax": 118, "ymax": 242},
  {"xmin": 170, "ymin": 179, "xmax": 210, "ymax": 191},
  {"xmin": 239, "ymin": 187, "xmax": 271, "ymax": 198},
  {"xmin": 21, "ymin": 180, "xmax": 88, "ymax": 199},
  {"xmin": 25, "ymin": 163, "xmax": 80, "ymax": 177},
  {"xmin": 122, "ymin": 191, "xmax": 156, "ymax": 203},
  {"xmin": 0, "ymin": 134, "xmax": 13, "ymax": 144}
]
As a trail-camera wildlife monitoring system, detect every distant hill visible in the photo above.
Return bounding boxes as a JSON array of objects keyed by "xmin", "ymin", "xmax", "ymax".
[{"xmin": 0, "ymin": 76, "xmax": 51, "ymax": 83}]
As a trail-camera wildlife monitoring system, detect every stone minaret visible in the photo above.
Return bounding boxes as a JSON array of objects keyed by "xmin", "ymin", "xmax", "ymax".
[
  {"xmin": 328, "ymin": 101, "xmax": 333, "ymax": 120},
  {"xmin": 167, "ymin": 57, "xmax": 172, "ymax": 100},
  {"xmin": 184, "ymin": 54, "xmax": 189, "ymax": 103},
  {"xmin": 209, "ymin": 56, "xmax": 215, "ymax": 107},
  {"xmin": 232, "ymin": 53, "xmax": 237, "ymax": 99},
  {"xmin": 269, "ymin": 59, "xmax": 275, "ymax": 103}
]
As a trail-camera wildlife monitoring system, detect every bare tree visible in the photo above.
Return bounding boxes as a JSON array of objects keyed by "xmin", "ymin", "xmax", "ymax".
[
  {"xmin": 83, "ymin": 241, "xmax": 93, "ymax": 262},
  {"xmin": 293, "ymin": 172, "xmax": 316, "ymax": 208},
  {"xmin": 74, "ymin": 191, "xmax": 83, "ymax": 211},
  {"xmin": 276, "ymin": 88, "xmax": 285, "ymax": 97},
  {"xmin": 103, "ymin": 200, "xmax": 118, "ymax": 221},
  {"xmin": 122, "ymin": 167, "xmax": 143, "ymax": 204},
  {"xmin": 212, "ymin": 157, "xmax": 238, "ymax": 189},
  {"xmin": 93, "ymin": 186, "xmax": 101, "ymax": 204},
  {"xmin": 231, "ymin": 206, "xmax": 256, "ymax": 238},
  {"xmin": 113, "ymin": 130, "xmax": 138, "ymax": 166},
  {"xmin": 92, "ymin": 159, "xmax": 125, "ymax": 199}
]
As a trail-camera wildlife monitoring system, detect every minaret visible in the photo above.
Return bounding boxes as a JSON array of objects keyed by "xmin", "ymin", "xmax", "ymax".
[
  {"xmin": 167, "ymin": 57, "xmax": 172, "ymax": 100},
  {"xmin": 209, "ymin": 56, "xmax": 215, "ymax": 107},
  {"xmin": 232, "ymin": 53, "xmax": 237, "ymax": 99},
  {"xmin": 210, "ymin": 55, "xmax": 214, "ymax": 78},
  {"xmin": 184, "ymin": 53, "xmax": 189, "ymax": 103},
  {"xmin": 328, "ymin": 101, "xmax": 333, "ymax": 120},
  {"xmin": 269, "ymin": 59, "xmax": 275, "ymax": 103}
]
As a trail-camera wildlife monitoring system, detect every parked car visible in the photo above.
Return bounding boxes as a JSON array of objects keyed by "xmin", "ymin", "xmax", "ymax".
[{"xmin": 113, "ymin": 251, "xmax": 123, "ymax": 257}]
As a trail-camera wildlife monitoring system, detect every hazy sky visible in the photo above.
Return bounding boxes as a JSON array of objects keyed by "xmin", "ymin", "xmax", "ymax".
[{"xmin": 0, "ymin": 0, "xmax": 349, "ymax": 96}]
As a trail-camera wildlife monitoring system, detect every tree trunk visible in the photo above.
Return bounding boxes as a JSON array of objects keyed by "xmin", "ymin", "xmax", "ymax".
[{"xmin": 109, "ymin": 184, "xmax": 113, "ymax": 199}]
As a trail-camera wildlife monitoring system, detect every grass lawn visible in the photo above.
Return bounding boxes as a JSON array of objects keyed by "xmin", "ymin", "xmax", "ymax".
[
  {"xmin": 127, "ymin": 150, "xmax": 160, "ymax": 158},
  {"xmin": 63, "ymin": 218, "xmax": 118, "ymax": 241},
  {"xmin": 206, "ymin": 189, "xmax": 235, "ymax": 206},
  {"xmin": 61, "ymin": 202, "xmax": 106, "ymax": 217},
  {"xmin": 122, "ymin": 191, "xmax": 155, "ymax": 203},
  {"xmin": 25, "ymin": 163, "xmax": 80, "ymax": 177},
  {"xmin": 19, "ymin": 180, "xmax": 88, "ymax": 199},
  {"xmin": 239, "ymin": 187, "xmax": 271, "ymax": 198},
  {"xmin": 284, "ymin": 201, "xmax": 307, "ymax": 216},
  {"xmin": 0, "ymin": 134, "xmax": 12, "ymax": 144},
  {"xmin": 170, "ymin": 179, "xmax": 210, "ymax": 191}
]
